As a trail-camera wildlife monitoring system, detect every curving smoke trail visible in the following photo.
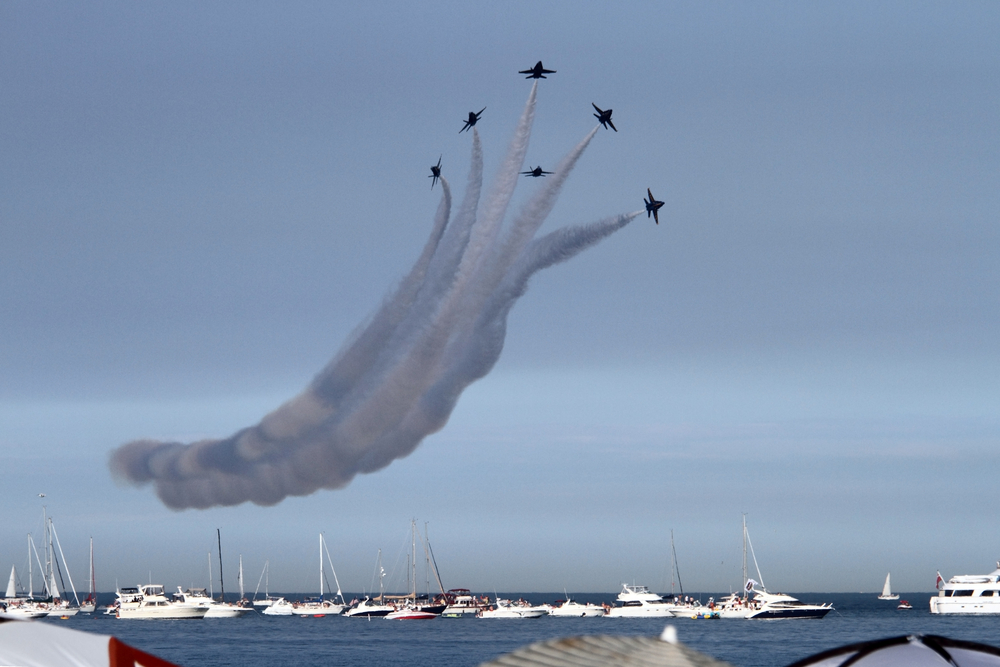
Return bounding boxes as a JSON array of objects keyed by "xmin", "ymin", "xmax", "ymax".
[{"xmin": 110, "ymin": 86, "xmax": 639, "ymax": 510}]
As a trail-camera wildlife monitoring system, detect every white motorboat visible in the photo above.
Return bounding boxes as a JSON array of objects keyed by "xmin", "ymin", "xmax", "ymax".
[
  {"xmin": 897, "ymin": 599, "xmax": 913, "ymax": 610},
  {"xmin": 344, "ymin": 597, "xmax": 394, "ymax": 617},
  {"xmin": 261, "ymin": 597, "xmax": 294, "ymax": 616},
  {"xmin": 441, "ymin": 589, "xmax": 488, "ymax": 616},
  {"xmin": 930, "ymin": 563, "xmax": 1000, "ymax": 614},
  {"xmin": 744, "ymin": 589, "xmax": 833, "ymax": 619},
  {"xmin": 878, "ymin": 572, "xmax": 899, "ymax": 600},
  {"xmin": 478, "ymin": 598, "xmax": 548, "ymax": 619},
  {"xmin": 174, "ymin": 588, "xmax": 251, "ymax": 618},
  {"xmin": 604, "ymin": 584, "xmax": 675, "ymax": 618},
  {"xmin": 549, "ymin": 597, "xmax": 606, "ymax": 617},
  {"xmin": 116, "ymin": 585, "xmax": 208, "ymax": 619}
]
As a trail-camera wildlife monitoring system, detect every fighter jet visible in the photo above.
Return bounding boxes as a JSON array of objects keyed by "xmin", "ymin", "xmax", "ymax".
[
  {"xmin": 520, "ymin": 166, "xmax": 554, "ymax": 177},
  {"xmin": 644, "ymin": 188, "xmax": 665, "ymax": 224},
  {"xmin": 519, "ymin": 61, "xmax": 556, "ymax": 79},
  {"xmin": 592, "ymin": 103, "xmax": 617, "ymax": 132},
  {"xmin": 429, "ymin": 156, "xmax": 442, "ymax": 189},
  {"xmin": 460, "ymin": 107, "xmax": 486, "ymax": 133}
]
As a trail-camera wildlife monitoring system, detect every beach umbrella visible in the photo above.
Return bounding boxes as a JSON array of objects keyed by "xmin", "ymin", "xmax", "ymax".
[
  {"xmin": 0, "ymin": 619, "xmax": 180, "ymax": 667},
  {"xmin": 787, "ymin": 634, "xmax": 1000, "ymax": 666},
  {"xmin": 479, "ymin": 625, "xmax": 734, "ymax": 666}
]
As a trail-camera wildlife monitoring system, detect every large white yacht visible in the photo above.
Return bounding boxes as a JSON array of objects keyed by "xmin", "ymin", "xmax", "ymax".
[
  {"xmin": 930, "ymin": 563, "xmax": 1000, "ymax": 614},
  {"xmin": 604, "ymin": 584, "xmax": 675, "ymax": 618},
  {"xmin": 116, "ymin": 585, "xmax": 208, "ymax": 619}
]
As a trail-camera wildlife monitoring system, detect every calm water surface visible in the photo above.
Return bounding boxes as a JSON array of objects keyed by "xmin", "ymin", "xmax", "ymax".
[{"xmin": 48, "ymin": 593, "xmax": 1000, "ymax": 666}]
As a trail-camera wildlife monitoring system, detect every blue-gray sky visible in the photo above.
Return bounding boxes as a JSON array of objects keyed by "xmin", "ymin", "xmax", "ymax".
[{"xmin": 1, "ymin": 1, "xmax": 998, "ymax": 594}]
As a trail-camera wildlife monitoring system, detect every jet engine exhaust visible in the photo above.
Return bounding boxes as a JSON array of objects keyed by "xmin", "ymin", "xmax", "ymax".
[{"xmin": 109, "ymin": 82, "xmax": 638, "ymax": 509}]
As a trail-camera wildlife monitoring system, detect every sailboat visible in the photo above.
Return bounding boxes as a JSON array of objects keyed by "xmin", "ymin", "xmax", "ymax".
[
  {"xmin": 0, "ymin": 565, "xmax": 49, "ymax": 619},
  {"xmin": 80, "ymin": 538, "xmax": 96, "ymax": 613},
  {"xmin": 385, "ymin": 520, "xmax": 441, "ymax": 620},
  {"xmin": 716, "ymin": 515, "xmax": 833, "ymax": 619},
  {"xmin": 293, "ymin": 533, "xmax": 346, "ymax": 617},
  {"xmin": 878, "ymin": 573, "xmax": 899, "ymax": 600},
  {"xmin": 252, "ymin": 560, "xmax": 280, "ymax": 607}
]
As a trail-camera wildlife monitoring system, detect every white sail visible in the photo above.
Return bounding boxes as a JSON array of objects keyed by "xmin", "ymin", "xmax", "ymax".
[
  {"xmin": 48, "ymin": 570, "xmax": 61, "ymax": 599},
  {"xmin": 878, "ymin": 572, "xmax": 899, "ymax": 600},
  {"xmin": 6, "ymin": 565, "xmax": 16, "ymax": 598}
]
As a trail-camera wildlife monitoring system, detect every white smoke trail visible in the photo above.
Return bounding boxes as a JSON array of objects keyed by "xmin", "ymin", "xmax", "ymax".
[{"xmin": 109, "ymin": 87, "xmax": 640, "ymax": 509}]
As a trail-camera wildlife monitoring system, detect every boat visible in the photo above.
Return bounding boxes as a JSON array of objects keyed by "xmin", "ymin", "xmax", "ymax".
[
  {"xmin": 173, "ymin": 588, "xmax": 250, "ymax": 618},
  {"xmin": 744, "ymin": 589, "xmax": 833, "ymax": 619},
  {"xmin": 604, "ymin": 584, "xmax": 676, "ymax": 617},
  {"xmin": 79, "ymin": 538, "xmax": 96, "ymax": 613},
  {"xmin": 384, "ymin": 521, "xmax": 443, "ymax": 620},
  {"xmin": 440, "ymin": 589, "xmax": 489, "ymax": 616},
  {"xmin": 344, "ymin": 550, "xmax": 393, "ymax": 617},
  {"xmin": 293, "ymin": 534, "xmax": 346, "ymax": 617},
  {"xmin": 478, "ymin": 598, "xmax": 548, "ymax": 619},
  {"xmin": 344, "ymin": 596, "xmax": 394, "ymax": 617},
  {"xmin": 897, "ymin": 600, "xmax": 913, "ymax": 610},
  {"xmin": 548, "ymin": 597, "xmax": 606, "ymax": 617},
  {"xmin": 930, "ymin": 563, "xmax": 1000, "ymax": 614},
  {"xmin": 116, "ymin": 585, "xmax": 208, "ymax": 619},
  {"xmin": 878, "ymin": 573, "xmax": 899, "ymax": 600},
  {"xmin": 261, "ymin": 597, "xmax": 294, "ymax": 616},
  {"xmin": 720, "ymin": 515, "xmax": 832, "ymax": 620},
  {"xmin": 251, "ymin": 560, "xmax": 280, "ymax": 607},
  {"xmin": 0, "ymin": 565, "xmax": 49, "ymax": 620}
]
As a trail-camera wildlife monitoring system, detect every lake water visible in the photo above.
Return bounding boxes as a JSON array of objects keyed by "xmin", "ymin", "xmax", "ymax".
[{"xmin": 44, "ymin": 593, "xmax": 1000, "ymax": 666}]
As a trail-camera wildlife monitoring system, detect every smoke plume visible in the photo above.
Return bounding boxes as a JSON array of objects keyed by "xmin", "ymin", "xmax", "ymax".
[{"xmin": 110, "ymin": 82, "xmax": 641, "ymax": 509}]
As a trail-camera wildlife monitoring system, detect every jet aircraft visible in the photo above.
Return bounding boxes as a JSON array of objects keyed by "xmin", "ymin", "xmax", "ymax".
[
  {"xmin": 460, "ymin": 107, "xmax": 486, "ymax": 133},
  {"xmin": 644, "ymin": 188, "xmax": 665, "ymax": 224},
  {"xmin": 592, "ymin": 103, "xmax": 617, "ymax": 132},
  {"xmin": 519, "ymin": 61, "xmax": 556, "ymax": 79},
  {"xmin": 520, "ymin": 166, "xmax": 553, "ymax": 177},
  {"xmin": 429, "ymin": 156, "xmax": 442, "ymax": 189}
]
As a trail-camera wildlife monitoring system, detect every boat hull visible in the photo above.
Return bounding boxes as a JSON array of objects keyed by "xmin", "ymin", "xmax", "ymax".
[
  {"xmin": 118, "ymin": 606, "xmax": 208, "ymax": 619},
  {"xmin": 746, "ymin": 607, "xmax": 831, "ymax": 620},
  {"xmin": 930, "ymin": 597, "xmax": 1000, "ymax": 614}
]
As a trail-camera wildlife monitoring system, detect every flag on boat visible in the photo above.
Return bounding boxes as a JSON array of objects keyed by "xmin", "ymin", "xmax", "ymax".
[
  {"xmin": 745, "ymin": 579, "xmax": 759, "ymax": 591},
  {"xmin": 0, "ymin": 619, "xmax": 180, "ymax": 667},
  {"xmin": 936, "ymin": 571, "xmax": 944, "ymax": 589}
]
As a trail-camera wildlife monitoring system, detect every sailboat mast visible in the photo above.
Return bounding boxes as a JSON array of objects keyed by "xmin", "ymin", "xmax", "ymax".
[
  {"xmin": 742, "ymin": 514, "xmax": 748, "ymax": 599},
  {"xmin": 239, "ymin": 555, "xmax": 244, "ymax": 600},
  {"xmin": 27, "ymin": 535, "xmax": 33, "ymax": 598},
  {"xmin": 89, "ymin": 537, "xmax": 95, "ymax": 599},
  {"xmin": 217, "ymin": 528, "xmax": 225, "ymax": 602},
  {"xmin": 319, "ymin": 534, "xmax": 325, "ymax": 599},
  {"xmin": 670, "ymin": 530, "xmax": 684, "ymax": 597},
  {"xmin": 411, "ymin": 519, "xmax": 417, "ymax": 599}
]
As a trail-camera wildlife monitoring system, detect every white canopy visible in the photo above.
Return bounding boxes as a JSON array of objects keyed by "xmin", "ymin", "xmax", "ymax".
[{"xmin": 0, "ymin": 620, "xmax": 180, "ymax": 667}]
